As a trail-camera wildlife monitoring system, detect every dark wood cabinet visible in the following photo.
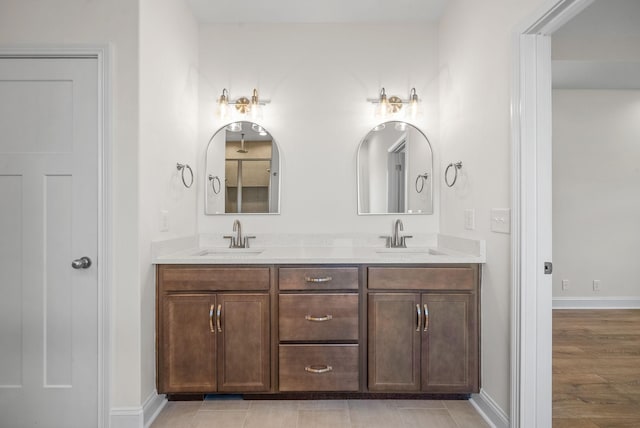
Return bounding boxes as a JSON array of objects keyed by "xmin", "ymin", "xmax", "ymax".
[
  {"xmin": 157, "ymin": 263, "xmax": 480, "ymax": 396},
  {"xmin": 368, "ymin": 293, "xmax": 421, "ymax": 391},
  {"xmin": 159, "ymin": 294, "xmax": 217, "ymax": 393},
  {"xmin": 157, "ymin": 265, "xmax": 271, "ymax": 394},
  {"xmin": 217, "ymin": 293, "xmax": 270, "ymax": 392},
  {"xmin": 367, "ymin": 266, "xmax": 479, "ymax": 394}
]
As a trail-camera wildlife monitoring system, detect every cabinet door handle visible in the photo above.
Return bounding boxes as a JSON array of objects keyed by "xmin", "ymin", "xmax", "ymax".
[
  {"xmin": 209, "ymin": 304, "xmax": 215, "ymax": 333},
  {"xmin": 423, "ymin": 303, "xmax": 429, "ymax": 332},
  {"xmin": 304, "ymin": 276, "xmax": 332, "ymax": 283},
  {"xmin": 216, "ymin": 304, "xmax": 222, "ymax": 332},
  {"xmin": 305, "ymin": 314, "xmax": 333, "ymax": 322},
  {"xmin": 304, "ymin": 365, "xmax": 333, "ymax": 374},
  {"xmin": 416, "ymin": 304, "xmax": 422, "ymax": 331}
]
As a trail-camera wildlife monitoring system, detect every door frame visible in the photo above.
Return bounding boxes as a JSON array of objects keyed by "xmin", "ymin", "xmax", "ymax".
[
  {"xmin": 0, "ymin": 45, "xmax": 112, "ymax": 428},
  {"xmin": 510, "ymin": 1, "xmax": 593, "ymax": 427}
]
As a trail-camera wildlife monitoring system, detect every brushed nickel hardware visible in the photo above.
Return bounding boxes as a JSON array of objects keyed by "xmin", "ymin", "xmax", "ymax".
[
  {"xmin": 304, "ymin": 365, "xmax": 333, "ymax": 374},
  {"xmin": 445, "ymin": 161, "xmax": 463, "ymax": 187},
  {"xmin": 209, "ymin": 304, "xmax": 215, "ymax": 333},
  {"xmin": 224, "ymin": 219, "xmax": 256, "ymax": 248},
  {"xmin": 544, "ymin": 262, "xmax": 553, "ymax": 274},
  {"xmin": 415, "ymin": 173, "xmax": 429, "ymax": 193},
  {"xmin": 216, "ymin": 304, "xmax": 222, "ymax": 332},
  {"xmin": 380, "ymin": 219, "xmax": 413, "ymax": 248},
  {"xmin": 208, "ymin": 174, "xmax": 221, "ymax": 194},
  {"xmin": 71, "ymin": 256, "xmax": 92, "ymax": 269},
  {"xmin": 305, "ymin": 315, "xmax": 333, "ymax": 322},
  {"xmin": 423, "ymin": 303, "xmax": 429, "ymax": 332},
  {"xmin": 416, "ymin": 304, "xmax": 422, "ymax": 332},
  {"xmin": 304, "ymin": 276, "xmax": 333, "ymax": 283},
  {"xmin": 176, "ymin": 163, "xmax": 194, "ymax": 188}
]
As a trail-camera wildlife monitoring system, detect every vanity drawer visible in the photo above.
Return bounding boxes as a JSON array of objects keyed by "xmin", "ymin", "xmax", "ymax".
[
  {"xmin": 158, "ymin": 265, "xmax": 271, "ymax": 292},
  {"xmin": 279, "ymin": 267, "xmax": 358, "ymax": 290},
  {"xmin": 279, "ymin": 294, "xmax": 359, "ymax": 341},
  {"xmin": 279, "ymin": 344, "xmax": 359, "ymax": 391},
  {"xmin": 368, "ymin": 266, "xmax": 476, "ymax": 291}
]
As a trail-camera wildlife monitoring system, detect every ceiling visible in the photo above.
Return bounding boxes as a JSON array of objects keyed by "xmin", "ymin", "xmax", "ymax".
[{"xmin": 187, "ymin": 0, "xmax": 448, "ymax": 24}]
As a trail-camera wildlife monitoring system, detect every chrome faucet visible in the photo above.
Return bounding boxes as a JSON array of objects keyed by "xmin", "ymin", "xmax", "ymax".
[
  {"xmin": 381, "ymin": 219, "xmax": 413, "ymax": 248},
  {"xmin": 224, "ymin": 219, "xmax": 256, "ymax": 248}
]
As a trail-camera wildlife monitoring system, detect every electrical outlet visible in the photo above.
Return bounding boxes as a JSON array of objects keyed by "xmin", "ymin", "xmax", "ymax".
[
  {"xmin": 160, "ymin": 210, "xmax": 169, "ymax": 232},
  {"xmin": 593, "ymin": 279, "xmax": 601, "ymax": 292},
  {"xmin": 562, "ymin": 279, "xmax": 569, "ymax": 291},
  {"xmin": 464, "ymin": 209, "xmax": 475, "ymax": 230}
]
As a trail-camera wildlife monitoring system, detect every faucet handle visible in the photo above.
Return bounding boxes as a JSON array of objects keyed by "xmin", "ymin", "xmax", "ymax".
[
  {"xmin": 223, "ymin": 235, "xmax": 236, "ymax": 248},
  {"xmin": 399, "ymin": 235, "xmax": 413, "ymax": 248},
  {"xmin": 379, "ymin": 235, "xmax": 392, "ymax": 248},
  {"xmin": 243, "ymin": 236, "xmax": 256, "ymax": 248}
]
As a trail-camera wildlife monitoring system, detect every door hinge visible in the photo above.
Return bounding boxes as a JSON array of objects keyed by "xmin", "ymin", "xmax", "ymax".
[{"xmin": 544, "ymin": 262, "xmax": 553, "ymax": 275}]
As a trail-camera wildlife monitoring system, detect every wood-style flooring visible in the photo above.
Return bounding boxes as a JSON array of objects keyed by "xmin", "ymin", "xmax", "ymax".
[
  {"xmin": 553, "ymin": 309, "xmax": 640, "ymax": 427},
  {"xmin": 150, "ymin": 398, "xmax": 490, "ymax": 428}
]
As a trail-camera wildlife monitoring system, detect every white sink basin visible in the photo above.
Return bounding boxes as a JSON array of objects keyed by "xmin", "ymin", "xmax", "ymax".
[
  {"xmin": 192, "ymin": 248, "xmax": 265, "ymax": 257},
  {"xmin": 375, "ymin": 248, "xmax": 447, "ymax": 256}
]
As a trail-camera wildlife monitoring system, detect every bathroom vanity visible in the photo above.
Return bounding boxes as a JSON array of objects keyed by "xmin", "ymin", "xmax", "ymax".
[{"xmin": 154, "ymin": 240, "xmax": 483, "ymax": 399}]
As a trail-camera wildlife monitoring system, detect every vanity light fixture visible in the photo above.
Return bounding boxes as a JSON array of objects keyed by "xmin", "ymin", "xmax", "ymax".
[
  {"xmin": 217, "ymin": 88, "xmax": 270, "ymax": 121},
  {"xmin": 251, "ymin": 123, "xmax": 268, "ymax": 136},
  {"xmin": 368, "ymin": 87, "xmax": 421, "ymax": 120}
]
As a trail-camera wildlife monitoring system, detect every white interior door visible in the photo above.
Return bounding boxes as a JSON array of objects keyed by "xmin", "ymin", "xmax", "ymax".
[{"xmin": 0, "ymin": 57, "xmax": 99, "ymax": 428}]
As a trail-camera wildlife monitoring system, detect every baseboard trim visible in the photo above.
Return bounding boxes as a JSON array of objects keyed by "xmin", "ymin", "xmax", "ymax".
[
  {"xmin": 469, "ymin": 389, "xmax": 509, "ymax": 428},
  {"xmin": 143, "ymin": 390, "xmax": 167, "ymax": 428},
  {"xmin": 110, "ymin": 390, "xmax": 167, "ymax": 428},
  {"xmin": 553, "ymin": 297, "xmax": 640, "ymax": 309},
  {"xmin": 110, "ymin": 406, "xmax": 142, "ymax": 428}
]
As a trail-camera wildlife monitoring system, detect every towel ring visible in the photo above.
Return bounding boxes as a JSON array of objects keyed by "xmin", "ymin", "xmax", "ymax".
[
  {"xmin": 208, "ymin": 174, "xmax": 221, "ymax": 194},
  {"xmin": 444, "ymin": 161, "xmax": 463, "ymax": 188},
  {"xmin": 176, "ymin": 163, "xmax": 193, "ymax": 188},
  {"xmin": 415, "ymin": 173, "xmax": 429, "ymax": 193}
]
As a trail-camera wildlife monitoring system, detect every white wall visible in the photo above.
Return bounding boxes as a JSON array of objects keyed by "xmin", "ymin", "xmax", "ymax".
[
  {"xmin": 552, "ymin": 89, "xmax": 640, "ymax": 298},
  {"xmin": 552, "ymin": 0, "xmax": 640, "ymax": 61},
  {"xmin": 0, "ymin": 0, "xmax": 142, "ymax": 409},
  {"xmin": 196, "ymin": 24, "xmax": 440, "ymax": 237},
  {"xmin": 139, "ymin": 0, "xmax": 199, "ymax": 404},
  {"xmin": 438, "ymin": 0, "xmax": 547, "ymax": 417}
]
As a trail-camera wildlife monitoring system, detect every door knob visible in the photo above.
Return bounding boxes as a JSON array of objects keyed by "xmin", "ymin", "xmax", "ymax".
[{"xmin": 71, "ymin": 257, "xmax": 92, "ymax": 269}]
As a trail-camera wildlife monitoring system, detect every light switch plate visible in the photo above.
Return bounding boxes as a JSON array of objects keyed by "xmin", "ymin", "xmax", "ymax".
[
  {"xmin": 464, "ymin": 209, "xmax": 475, "ymax": 230},
  {"xmin": 490, "ymin": 208, "xmax": 511, "ymax": 234}
]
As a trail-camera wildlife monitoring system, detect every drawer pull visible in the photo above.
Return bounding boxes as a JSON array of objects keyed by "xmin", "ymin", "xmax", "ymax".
[
  {"xmin": 305, "ymin": 365, "xmax": 333, "ymax": 374},
  {"xmin": 304, "ymin": 276, "xmax": 333, "ymax": 283},
  {"xmin": 423, "ymin": 303, "xmax": 429, "ymax": 332},
  {"xmin": 304, "ymin": 314, "xmax": 333, "ymax": 322},
  {"xmin": 416, "ymin": 304, "xmax": 422, "ymax": 332},
  {"xmin": 209, "ymin": 304, "xmax": 215, "ymax": 333},
  {"xmin": 216, "ymin": 304, "xmax": 222, "ymax": 332}
]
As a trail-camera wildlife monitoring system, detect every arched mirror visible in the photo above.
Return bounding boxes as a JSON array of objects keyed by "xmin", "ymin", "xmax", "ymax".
[
  {"xmin": 205, "ymin": 121, "xmax": 280, "ymax": 214},
  {"xmin": 357, "ymin": 121, "xmax": 433, "ymax": 214}
]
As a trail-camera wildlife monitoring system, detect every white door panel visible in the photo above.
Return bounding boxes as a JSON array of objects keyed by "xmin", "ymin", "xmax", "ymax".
[{"xmin": 0, "ymin": 58, "xmax": 98, "ymax": 428}]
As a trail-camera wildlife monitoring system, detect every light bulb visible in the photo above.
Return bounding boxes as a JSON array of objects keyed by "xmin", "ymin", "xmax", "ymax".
[
  {"xmin": 217, "ymin": 89, "xmax": 229, "ymax": 120},
  {"xmin": 406, "ymin": 87, "xmax": 420, "ymax": 121},
  {"xmin": 376, "ymin": 88, "xmax": 389, "ymax": 118}
]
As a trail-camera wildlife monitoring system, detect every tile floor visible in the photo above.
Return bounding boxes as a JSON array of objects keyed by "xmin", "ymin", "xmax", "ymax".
[{"xmin": 150, "ymin": 397, "xmax": 490, "ymax": 428}]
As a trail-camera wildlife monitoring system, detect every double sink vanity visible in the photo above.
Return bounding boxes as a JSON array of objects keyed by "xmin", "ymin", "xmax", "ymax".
[
  {"xmin": 153, "ymin": 222, "xmax": 485, "ymax": 399},
  {"xmin": 155, "ymin": 119, "xmax": 484, "ymax": 399}
]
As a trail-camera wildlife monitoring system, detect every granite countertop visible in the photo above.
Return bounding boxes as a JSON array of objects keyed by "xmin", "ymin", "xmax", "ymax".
[{"xmin": 151, "ymin": 234, "xmax": 486, "ymax": 265}]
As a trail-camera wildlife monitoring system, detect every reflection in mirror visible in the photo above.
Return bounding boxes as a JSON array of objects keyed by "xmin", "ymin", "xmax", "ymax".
[
  {"xmin": 205, "ymin": 121, "xmax": 280, "ymax": 214},
  {"xmin": 357, "ymin": 121, "xmax": 433, "ymax": 215}
]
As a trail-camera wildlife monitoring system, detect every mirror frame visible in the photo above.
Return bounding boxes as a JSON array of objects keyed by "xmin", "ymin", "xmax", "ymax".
[
  {"xmin": 356, "ymin": 121, "xmax": 434, "ymax": 215},
  {"xmin": 204, "ymin": 121, "xmax": 281, "ymax": 215}
]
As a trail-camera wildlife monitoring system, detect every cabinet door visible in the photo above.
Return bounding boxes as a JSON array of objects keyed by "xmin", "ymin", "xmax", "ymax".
[
  {"xmin": 368, "ymin": 293, "xmax": 421, "ymax": 391},
  {"xmin": 159, "ymin": 294, "xmax": 217, "ymax": 393},
  {"xmin": 217, "ymin": 294, "xmax": 270, "ymax": 392},
  {"xmin": 421, "ymin": 293, "xmax": 478, "ymax": 393}
]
